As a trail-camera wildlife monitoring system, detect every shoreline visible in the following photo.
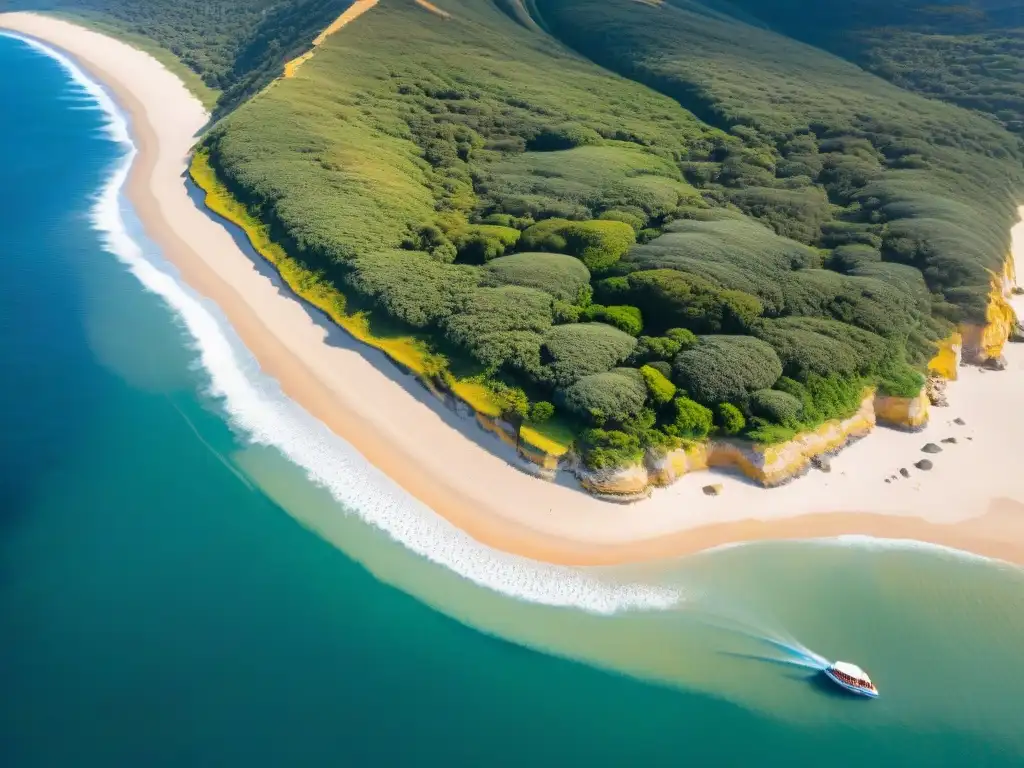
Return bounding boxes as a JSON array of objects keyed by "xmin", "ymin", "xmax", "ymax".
[{"xmin": 2, "ymin": 12, "xmax": 1024, "ymax": 568}]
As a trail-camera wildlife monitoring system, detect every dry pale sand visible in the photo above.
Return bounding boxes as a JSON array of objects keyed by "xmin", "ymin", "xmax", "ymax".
[
  {"xmin": 3, "ymin": 12, "xmax": 1023, "ymax": 566},
  {"xmin": 284, "ymin": 0, "xmax": 378, "ymax": 78}
]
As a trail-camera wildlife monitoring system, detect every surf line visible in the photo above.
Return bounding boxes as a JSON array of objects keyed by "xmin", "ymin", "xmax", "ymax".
[{"xmin": 6, "ymin": 30, "xmax": 681, "ymax": 615}]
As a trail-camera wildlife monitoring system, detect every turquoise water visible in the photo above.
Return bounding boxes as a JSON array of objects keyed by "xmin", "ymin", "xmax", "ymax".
[{"xmin": 1, "ymin": 33, "xmax": 1023, "ymax": 767}]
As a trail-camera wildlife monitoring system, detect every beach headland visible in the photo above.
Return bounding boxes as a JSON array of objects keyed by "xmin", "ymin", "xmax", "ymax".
[{"xmin": 2, "ymin": 11, "xmax": 1024, "ymax": 568}]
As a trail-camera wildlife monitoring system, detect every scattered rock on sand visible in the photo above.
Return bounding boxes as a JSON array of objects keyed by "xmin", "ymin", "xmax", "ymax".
[
  {"xmin": 967, "ymin": 436, "xmax": 974, "ymax": 441},
  {"xmin": 941, "ymin": 437, "xmax": 957, "ymax": 444},
  {"xmin": 915, "ymin": 459, "xmax": 934, "ymax": 471},
  {"xmin": 921, "ymin": 443, "xmax": 942, "ymax": 454},
  {"xmin": 954, "ymin": 417, "xmax": 966, "ymax": 426},
  {"xmin": 926, "ymin": 377, "xmax": 949, "ymax": 407},
  {"xmin": 885, "ymin": 478, "xmax": 891, "ymax": 484},
  {"xmin": 811, "ymin": 455, "xmax": 831, "ymax": 473},
  {"xmin": 703, "ymin": 484, "xmax": 723, "ymax": 497},
  {"xmin": 900, "ymin": 468, "xmax": 910, "ymax": 478},
  {"xmin": 983, "ymin": 355, "xmax": 1008, "ymax": 371},
  {"xmin": 1013, "ymin": 286, "xmax": 1024, "ymax": 296},
  {"xmin": 1011, "ymin": 322, "xmax": 1024, "ymax": 344}
]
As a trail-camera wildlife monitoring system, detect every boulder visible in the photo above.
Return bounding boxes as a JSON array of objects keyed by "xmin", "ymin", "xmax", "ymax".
[
  {"xmin": 983, "ymin": 355, "xmax": 1008, "ymax": 371},
  {"xmin": 921, "ymin": 443, "xmax": 942, "ymax": 454},
  {"xmin": 703, "ymin": 484, "xmax": 723, "ymax": 497},
  {"xmin": 954, "ymin": 417, "xmax": 966, "ymax": 426},
  {"xmin": 941, "ymin": 437, "xmax": 957, "ymax": 444},
  {"xmin": 810, "ymin": 455, "xmax": 831, "ymax": 473},
  {"xmin": 926, "ymin": 377, "xmax": 949, "ymax": 407},
  {"xmin": 1010, "ymin": 322, "xmax": 1024, "ymax": 344},
  {"xmin": 914, "ymin": 459, "xmax": 934, "ymax": 471},
  {"xmin": 899, "ymin": 468, "xmax": 910, "ymax": 478},
  {"xmin": 1013, "ymin": 286, "xmax": 1024, "ymax": 296}
]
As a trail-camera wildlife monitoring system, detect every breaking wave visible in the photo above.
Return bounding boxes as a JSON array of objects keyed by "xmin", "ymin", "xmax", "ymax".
[{"xmin": 16, "ymin": 33, "xmax": 680, "ymax": 614}]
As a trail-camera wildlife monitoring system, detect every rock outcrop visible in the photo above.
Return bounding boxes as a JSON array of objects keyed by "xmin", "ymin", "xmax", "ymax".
[
  {"xmin": 926, "ymin": 376, "xmax": 949, "ymax": 407},
  {"xmin": 927, "ymin": 331, "xmax": 962, "ymax": 380},
  {"xmin": 574, "ymin": 394, "xmax": 876, "ymax": 494},
  {"xmin": 874, "ymin": 389, "xmax": 930, "ymax": 431},
  {"xmin": 961, "ymin": 260, "xmax": 1018, "ymax": 366},
  {"xmin": 573, "ymin": 461, "xmax": 652, "ymax": 502}
]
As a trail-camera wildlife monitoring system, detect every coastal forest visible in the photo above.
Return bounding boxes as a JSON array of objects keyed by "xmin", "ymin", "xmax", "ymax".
[{"xmin": 17, "ymin": 0, "xmax": 1024, "ymax": 468}]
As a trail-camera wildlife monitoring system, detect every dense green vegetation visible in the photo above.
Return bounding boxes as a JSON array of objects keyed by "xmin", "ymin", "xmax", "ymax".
[
  {"xmin": 26, "ymin": 0, "xmax": 1024, "ymax": 470},
  {"xmin": 717, "ymin": 0, "xmax": 1024, "ymax": 134}
]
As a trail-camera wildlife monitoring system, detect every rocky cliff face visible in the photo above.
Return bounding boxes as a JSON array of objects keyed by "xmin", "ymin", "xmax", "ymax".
[
  {"xmin": 927, "ymin": 331, "xmax": 962, "ymax": 381},
  {"xmin": 961, "ymin": 259, "xmax": 1019, "ymax": 365},
  {"xmin": 475, "ymin": 259, "xmax": 1019, "ymax": 499},
  {"xmin": 572, "ymin": 394, "xmax": 878, "ymax": 496},
  {"xmin": 873, "ymin": 389, "xmax": 930, "ymax": 431}
]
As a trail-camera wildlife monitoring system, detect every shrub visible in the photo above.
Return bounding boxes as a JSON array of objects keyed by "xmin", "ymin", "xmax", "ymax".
[
  {"xmin": 599, "ymin": 209, "xmax": 647, "ymax": 232},
  {"xmin": 628, "ymin": 329, "xmax": 696, "ymax": 365},
  {"xmin": 540, "ymin": 322, "xmax": 638, "ymax": 387},
  {"xmin": 441, "ymin": 287, "xmax": 552, "ymax": 370},
  {"xmin": 451, "ymin": 225, "xmax": 521, "ymax": 263},
  {"xmin": 577, "ymin": 428, "xmax": 644, "ymax": 470},
  {"xmin": 716, "ymin": 402, "xmax": 746, "ymax": 435},
  {"xmin": 562, "ymin": 220, "xmax": 637, "ymax": 270},
  {"xmin": 520, "ymin": 218, "xmax": 571, "ymax": 252},
  {"xmin": 625, "ymin": 269, "xmax": 763, "ymax": 334},
  {"xmin": 646, "ymin": 360, "xmax": 673, "ymax": 380},
  {"xmin": 665, "ymin": 328, "xmax": 699, "ymax": 347},
  {"xmin": 752, "ymin": 316, "xmax": 888, "ymax": 381},
  {"xmin": 775, "ymin": 374, "xmax": 866, "ymax": 426},
  {"xmin": 583, "ymin": 304, "xmax": 643, "ymax": 336},
  {"xmin": 443, "ymin": 287, "xmax": 553, "ymax": 345},
  {"xmin": 640, "ymin": 364, "xmax": 676, "ymax": 405},
  {"xmin": 492, "ymin": 384, "xmax": 530, "ymax": 423},
  {"xmin": 529, "ymin": 401, "xmax": 555, "ymax": 423},
  {"xmin": 346, "ymin": 250, "xmax": 477, "ymax": 328},
  {"xmin": 749, "ymin": 389, "xmax": 803, "ymax": 426},
  {"xmin": 593, "ymin": 275, "xmax": 631, "ymax": 304},
  {"xmin": 464, "ymin": 331, "xmax": 544, "ymax": 376},
  {"xmin": 664, "ymin": 396, "xmax": 714, "ymax": 440},
  {"xmin": 560, "ymin": 368, "xmax": 648, "ymax": 424},
  {"xmin": 482, "ymin": 252, "xmax": 591, "ymax": 302},
  {"xmin": 528, "ymin": 123, "xmax": 603, "ymax": 151},
  {"xmin": 673, "ymin": 335, "xmax": 783, "ymax": 405},
  {"xmin": 481, "ymin": 213, "xmax": 515, "ymax": 227}
]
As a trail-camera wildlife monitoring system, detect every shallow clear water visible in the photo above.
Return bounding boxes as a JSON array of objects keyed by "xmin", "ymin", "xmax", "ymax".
[{"xmin": 1, "ymin": 34, "xmax": 1022, "ymax": 767}]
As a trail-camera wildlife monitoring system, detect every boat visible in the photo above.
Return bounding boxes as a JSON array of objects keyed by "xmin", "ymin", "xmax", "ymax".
[{"xmin": 824, "ymin": 661, "xmax": 879, "ymax": 698}]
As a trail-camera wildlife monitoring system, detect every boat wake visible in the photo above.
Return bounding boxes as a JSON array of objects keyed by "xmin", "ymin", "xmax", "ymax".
[
  {"xmin": 689, "ymin": 609, "xmax": 830, "ymax": 672},
  {"xmin": 13, "ymin": 32, "xmax": 682, "ymax": 616}
]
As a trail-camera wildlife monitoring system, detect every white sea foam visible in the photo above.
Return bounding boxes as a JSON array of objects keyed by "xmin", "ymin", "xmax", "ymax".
[{"xmin": 13, "ymin": 33, "xmax": 680, "ymax": 614}]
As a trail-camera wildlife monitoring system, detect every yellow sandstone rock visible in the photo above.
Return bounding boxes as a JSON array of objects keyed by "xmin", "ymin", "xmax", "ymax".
[
  {"xmin": 961, "ymin": 258, "xmax": 1019, "ymax": 364},
  {"xmin": 927, "ymin": 331, "xmax": 962, "ymax": 381},
  {"xmin": 874, "ymin": 389, "xmax": 929, "ymax": 431},
  {"xmin": 577, "ymin": 394, "xmax": 878, "ymax": 493}
]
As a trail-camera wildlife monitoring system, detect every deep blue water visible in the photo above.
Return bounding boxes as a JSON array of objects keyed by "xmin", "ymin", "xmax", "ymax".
[{"xmin": 1, "ymin": 32, "xmax": 1022, "ymax": 768}]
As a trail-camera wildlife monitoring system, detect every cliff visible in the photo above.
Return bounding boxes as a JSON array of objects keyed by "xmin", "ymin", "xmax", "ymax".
[
  {"xmin": 573, "ymin": 394, "xmax": 878, "ymax": 498},
  {"xmin": 959, "ymin": 259, "xmax": 1019, "ymax": 365}
]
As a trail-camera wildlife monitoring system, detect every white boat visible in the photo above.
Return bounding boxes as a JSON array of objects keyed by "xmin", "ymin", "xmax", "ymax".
[{"xmin": 824, "ymin": 661, "xmax": 879, "ymax": 698}]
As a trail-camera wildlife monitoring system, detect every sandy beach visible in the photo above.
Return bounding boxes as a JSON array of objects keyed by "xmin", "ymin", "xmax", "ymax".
[{"xmin": 2, "ymin": 11, "xmax": 1024, "ymax": 567}]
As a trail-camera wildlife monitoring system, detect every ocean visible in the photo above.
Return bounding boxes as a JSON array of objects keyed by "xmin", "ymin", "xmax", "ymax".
[{"xmin": 1, "ymin": 32, "xmax": 1022, "ymax": 767}]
